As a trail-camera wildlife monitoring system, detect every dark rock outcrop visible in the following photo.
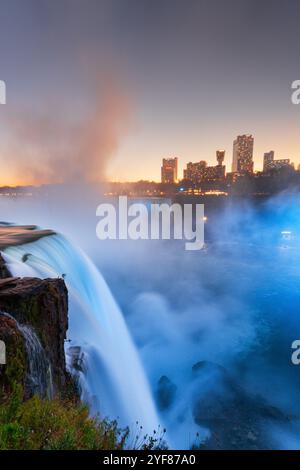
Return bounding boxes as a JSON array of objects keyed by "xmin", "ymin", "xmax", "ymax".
[
  {"xmin": 192, "ymin": 361, "xmax": 289, "ymax": 450},
  {"xmin": 156, "ymin": 375, "xmax": 177, "ymax": 411},
  {"xmin": 0, "ymin": 253, "xmax": 10, "ymax": 279},
  {"xmin": 0, "ymin": 276, "xmax": 68, "ymax": 396},
  {"xmin": 67, "ymin": 346, "xmax": 86, "ymax": 374}
]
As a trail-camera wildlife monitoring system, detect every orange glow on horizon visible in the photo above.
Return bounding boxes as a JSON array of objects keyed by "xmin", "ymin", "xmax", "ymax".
[{"xmin": 1, "ymin": 144, "xmax": 299, "ymax": 187}]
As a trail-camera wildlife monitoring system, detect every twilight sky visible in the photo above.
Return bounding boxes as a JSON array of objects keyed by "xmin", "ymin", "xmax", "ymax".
[{"xmin": 0, "ymin": 0, "xmax": 299, "ymax": 184}]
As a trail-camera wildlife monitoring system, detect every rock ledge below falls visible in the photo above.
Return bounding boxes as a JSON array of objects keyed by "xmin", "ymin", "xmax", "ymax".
[{"xmin": 0, "ymin": 253, "xmax": 75, "ymax": 402}]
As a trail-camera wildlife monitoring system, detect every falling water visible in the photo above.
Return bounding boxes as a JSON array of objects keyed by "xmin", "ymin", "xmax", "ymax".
[
  {"xmin": 0, "ymin": 312, "xmax": 53, "ymax": 399},
  {"xmin": 19, "ymin": 323, "xmax": 54, "ymax": 399},
  {"xmin": 3, "ymin": 234, "xmax": 160, "ymax": 434}
]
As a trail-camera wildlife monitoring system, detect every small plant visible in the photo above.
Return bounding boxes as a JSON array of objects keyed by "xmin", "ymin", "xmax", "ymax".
[
  {"xmin": 127, "ymin": 421, "xmax": 168, "ymax": 450},
  {"xmin": 0, "ymin": 387, "xmax": 167, "ymax": 450},
  {"xmin": 0, "ymin": 388, "xmax": 128, "ymax": 450}
]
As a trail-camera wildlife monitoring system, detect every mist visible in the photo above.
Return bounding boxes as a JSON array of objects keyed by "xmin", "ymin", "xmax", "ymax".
[
  {"xmin": 0, "ymin": 74, "xmax": 132, "ymax": 185},
  {"xmin": 1, "ymin": 189, "xmax": 300, "ymax": 448}
]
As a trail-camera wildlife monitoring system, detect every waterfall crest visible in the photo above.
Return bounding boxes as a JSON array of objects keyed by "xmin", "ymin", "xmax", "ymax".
[{"xmin": 3, "ymin": 234, "xmax": 160, "ymax": 434}]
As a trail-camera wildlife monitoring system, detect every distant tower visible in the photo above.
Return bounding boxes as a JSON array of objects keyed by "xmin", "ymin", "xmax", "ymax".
[
  {"xmin": 263, "ymin": 151, "xmax": 275, "ymax": 172},
  {"xmin": 161, "ymin": 157, "xmax": 178, "ymax": 184},
  {"xmin": 232, "ymin": 134, "xmax": 254, "ymax": 174},
  {"xmin": 216, "ymin": 150, "xmax": 225, "ymax": 166}
]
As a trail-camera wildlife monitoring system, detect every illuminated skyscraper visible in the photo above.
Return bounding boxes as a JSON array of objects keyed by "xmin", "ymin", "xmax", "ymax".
[
  {"xmin": 184, "ymin": 160, "xmax": 207, "ymax": 183},
  {"xmin": 232, "ymin": 134, "xmax": 254, "ymax": 174},
  {"xmin": 161, "ymin": 157, "xmax": 178, "ymax": 183},
  {"xmin": 183, "ymin": 151, "xmax": 225, "ymax": 182}
]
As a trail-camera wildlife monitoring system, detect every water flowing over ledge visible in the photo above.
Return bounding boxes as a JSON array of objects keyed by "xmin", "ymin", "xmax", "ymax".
[
  {"xmin": 0, "ymin": 224, "xmax": 55, "ymax": 250},
  {"xmin": 2, "ymin": 225, "xmax": 161, "ymax": 438}
]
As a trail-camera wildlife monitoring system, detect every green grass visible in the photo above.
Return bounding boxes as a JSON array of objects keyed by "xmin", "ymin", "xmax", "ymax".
[
  {"xmin": 0, "ymin": 384, "xmax": 167, "ymax": 450},
  {"xmin": 0, "ymin": 383, "xmax": 127, "ymax": 450}
]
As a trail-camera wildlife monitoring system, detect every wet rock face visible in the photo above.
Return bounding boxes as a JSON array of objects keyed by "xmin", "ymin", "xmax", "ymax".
[
  {"xmin": 0, "ymin": 276, "xmax": 69, "ymax": 397},
  {"xmin": 0, "ymin": 312, "xmax": 27, "ymax": 401},
  {"xmin": 67, "ymin": 346, "xmax": 86, "ymax": 374},
  {"xmin": 0, "ymin": 253, "xmax": 10, "ymax": 279}
]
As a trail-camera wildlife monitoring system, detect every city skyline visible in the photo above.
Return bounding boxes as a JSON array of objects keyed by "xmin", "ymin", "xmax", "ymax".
[
  {"xmin": 0, "ymin": 129, "xmax": 300, "ymax": 187},
  {"xmin": 0, "ymin": 0, "xmax": 300, "ymax": 185},
  {"xmin": 162, "ymin": 134, "xmax": 295, "ymax": 184},
  {"xmin": 0, "ymin": 131, "xmax": 296, "ymax": 186}
]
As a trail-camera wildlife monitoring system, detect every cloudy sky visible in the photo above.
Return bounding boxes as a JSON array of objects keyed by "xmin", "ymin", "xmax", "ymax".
[{"xmin": 0, "ymin": 0, "xmax": 299, "ymax": 184}]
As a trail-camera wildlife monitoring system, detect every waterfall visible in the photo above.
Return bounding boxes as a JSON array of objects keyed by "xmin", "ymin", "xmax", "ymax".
[
  {"xmin": 0, "ymin": 312, "xmax": 53, "ymax": 399},
  {"xmin": 19, "ymin": 323, "xmax": 54, "ymax": 399},
  {"xmin": 3, "ymin": 234, "xmax": 160, "ymax": 435}
]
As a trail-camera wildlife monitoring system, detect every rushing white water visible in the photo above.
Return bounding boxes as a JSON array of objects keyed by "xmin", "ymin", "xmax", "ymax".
[{"xmin": 3, "ymin": 234, "xmax": 160, "ymax": 435}]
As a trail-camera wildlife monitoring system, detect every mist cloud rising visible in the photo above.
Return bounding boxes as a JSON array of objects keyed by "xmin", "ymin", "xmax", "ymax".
[
  {"xmin": 93, "ymin": 194, "xmax": 300, "ymax": 448},
  {"xmin": 0, "ymin": 75, "xmax": 132, "ymax": 185},
  {"xmin": 2, "ymin": 190, "xmax": 300, "ymax": 448}
]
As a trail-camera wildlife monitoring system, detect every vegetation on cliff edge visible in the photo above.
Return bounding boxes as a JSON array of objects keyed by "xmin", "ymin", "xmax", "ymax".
[
  {"xmin": 0, "ymin": 384, "xmax": 127, "ymax": 450},
  {"xmin": 0, "ymin": 384, "xmax": 167, "ymax": 450}
]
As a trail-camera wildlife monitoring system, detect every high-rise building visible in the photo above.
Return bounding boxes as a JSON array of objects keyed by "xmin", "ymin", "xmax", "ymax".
[
  {"xmin": 161, "ymin": 157, "xmax": 178, "ymax": 184},
  {"xmin": 263, "ymin": 151, "xmax": 275, "ymax": 172},
  {"xmin": 263, "ymin": 151, "xmax": 292, "ymax": 172},
  {"xmin": 216, "ymin": 150, "xmax": 225, "ymax": 166},
  {"xmin": 232, "ymin": 134, "xmax": 254, "ymax": 174},
  {"xmin": 184, "ymin": 161, "xmax": 207, "ymax": 182},
  {"xmin": 183, "ymin": 151, "xmax": 226, "ymax": 183}
]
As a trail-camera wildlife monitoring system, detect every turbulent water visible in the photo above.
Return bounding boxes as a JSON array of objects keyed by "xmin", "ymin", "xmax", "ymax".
[
  {"xmin": 3, "ymin": 234, "xmax": 160, "ymax": 436},
  {"xmin": 3, "ymin": 195, "xmax": 300, "ymax": 448}
]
